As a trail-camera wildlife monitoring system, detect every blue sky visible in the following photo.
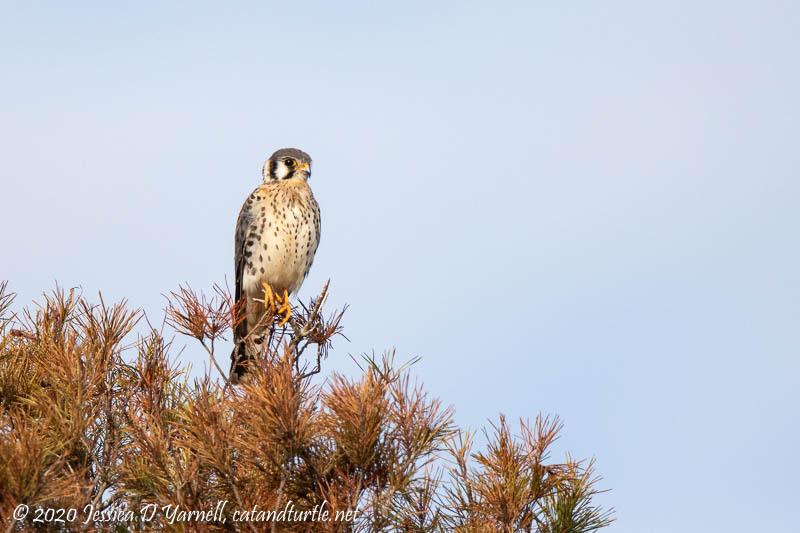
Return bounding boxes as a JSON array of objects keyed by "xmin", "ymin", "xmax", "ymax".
[{"xmin": 2, "ymin": 1, "xmax": 798, "ymax": 530}]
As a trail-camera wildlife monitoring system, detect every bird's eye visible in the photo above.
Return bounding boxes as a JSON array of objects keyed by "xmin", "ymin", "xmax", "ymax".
[{"xmin": 285, "ymin": 159, "xmax": 296, "ymax": 167}]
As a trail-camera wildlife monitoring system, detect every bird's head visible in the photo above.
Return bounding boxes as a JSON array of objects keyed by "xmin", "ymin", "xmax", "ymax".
[{"xmin": 263, "ymin": 148, "xmax": 312, "ymax": 182}]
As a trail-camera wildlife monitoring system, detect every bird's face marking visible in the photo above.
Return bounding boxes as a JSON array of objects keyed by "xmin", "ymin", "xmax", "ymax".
[{"xmin": 263, "ymin": 148, "xmax": 312, "ymax": 182}]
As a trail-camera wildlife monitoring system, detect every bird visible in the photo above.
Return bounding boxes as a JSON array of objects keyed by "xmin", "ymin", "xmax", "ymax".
[{"xmin": 229, "ymin": 148, "xmax": 321, "ymax": 384}]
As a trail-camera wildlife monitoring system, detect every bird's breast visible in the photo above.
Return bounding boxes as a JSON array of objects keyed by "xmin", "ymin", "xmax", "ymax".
[{"xmin": 243, "ymin": 182, "xmax": 320, "ymax": 296}]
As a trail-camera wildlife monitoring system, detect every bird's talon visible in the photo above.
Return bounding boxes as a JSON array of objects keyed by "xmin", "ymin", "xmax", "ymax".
[
  {"xmin": 277, "ymin": 289, "xmax": 291, "ymax": 326},
  {"xmin": 262, "ymin": 282, "xmax": 276, "ymax": 312}
]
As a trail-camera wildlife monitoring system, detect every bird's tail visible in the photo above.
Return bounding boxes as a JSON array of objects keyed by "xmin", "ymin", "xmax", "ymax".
[
  {"xmin": 229, "ymin": 296, "xmax": 250, "ymax": 384},
  {"xmin": 229, "ymin": 340, "xmax": 249, "ymax": 385}
]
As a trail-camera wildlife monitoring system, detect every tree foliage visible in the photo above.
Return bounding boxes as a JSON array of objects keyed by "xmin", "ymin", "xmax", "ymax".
[{"xmin": 0, "ymin": 280, "xmax": 613, "ymax": 532}]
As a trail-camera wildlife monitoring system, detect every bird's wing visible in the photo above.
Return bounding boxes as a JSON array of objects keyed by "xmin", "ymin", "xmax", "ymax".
[
  {"xmin": 306, "ymin": 195, "xmax": 322, "ymax": 276},
  {"xmin": 313, "ymin": 195, "xmax": 321, "ymax": 245},
  {"xmin": 233, "ymin": 195, "xmax": 253, "ymax": 344}
]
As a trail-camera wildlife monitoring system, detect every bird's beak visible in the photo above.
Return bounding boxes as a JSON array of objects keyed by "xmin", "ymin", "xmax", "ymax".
[{"xmin": 299, "ymin": 162, "xmax": 311, "ymax": 177}]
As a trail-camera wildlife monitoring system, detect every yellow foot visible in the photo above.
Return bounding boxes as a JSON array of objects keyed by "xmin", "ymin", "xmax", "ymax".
[
  {"xmin": 262, "ymin": 283, "xmax": 291, "ymax": 326},
  {"xmin": 261, "ymin": 282, "xmax": 277, "ymax": 313},
  {"xmin": 275, "ymin": 289, "xmax": 291, "ymax": 326}
]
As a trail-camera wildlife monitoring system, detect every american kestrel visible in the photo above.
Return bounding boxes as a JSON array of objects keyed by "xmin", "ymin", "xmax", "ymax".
[{"xmin": 229, "ymin": 148, "xmax": 321, "ymax": 383}]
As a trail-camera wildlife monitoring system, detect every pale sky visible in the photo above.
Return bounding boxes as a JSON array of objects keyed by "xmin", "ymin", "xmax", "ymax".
[{"xmin": 2, "ymin": 2, "xmax": 799, "ymax": 531}]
